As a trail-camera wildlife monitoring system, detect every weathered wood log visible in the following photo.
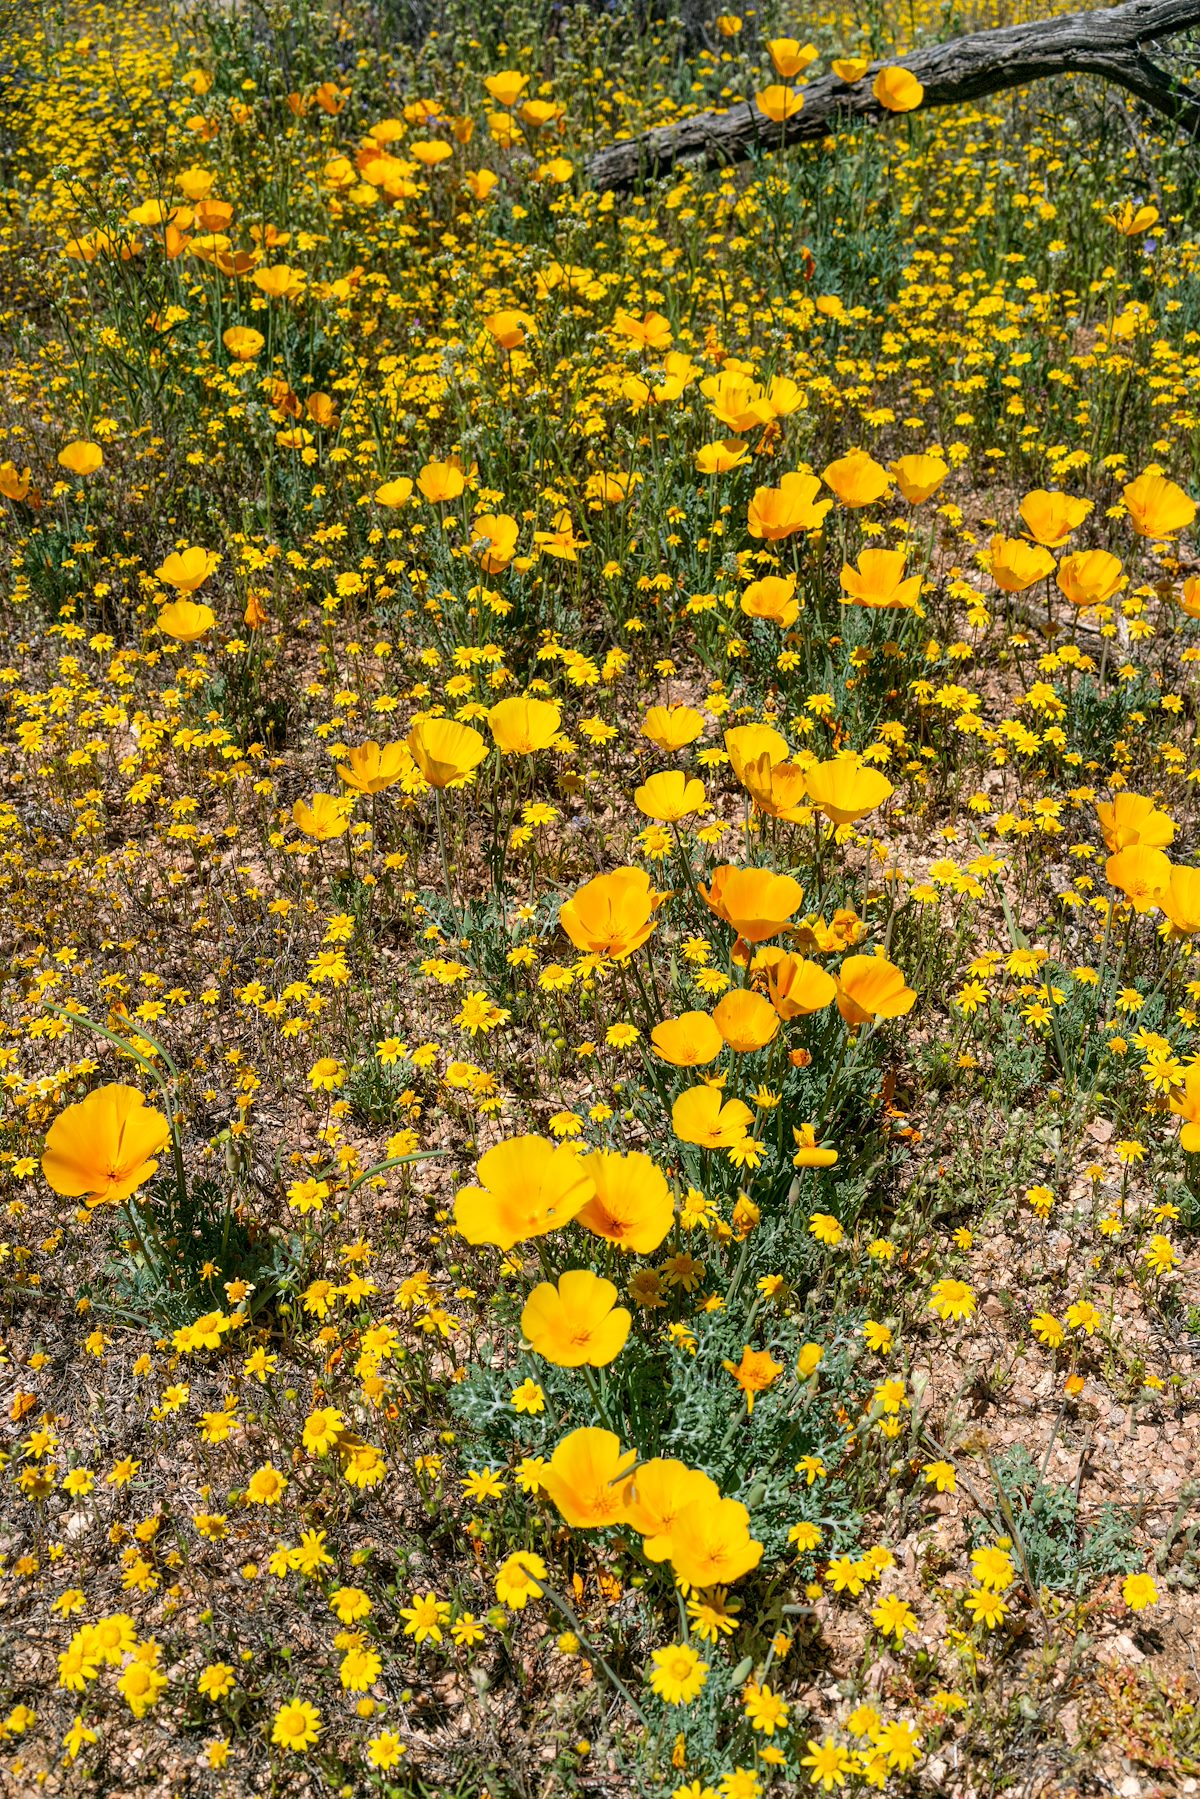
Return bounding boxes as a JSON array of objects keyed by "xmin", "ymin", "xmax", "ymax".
[{"xmin": 585, "ymin": 0, "xmax": 1200, "ymax": 191}]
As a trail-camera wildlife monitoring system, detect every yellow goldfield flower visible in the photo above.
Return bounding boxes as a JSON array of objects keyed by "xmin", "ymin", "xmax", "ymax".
[{"xmin": 271, "ymin": 1699, "xmax": 321, "ymax": 1752}]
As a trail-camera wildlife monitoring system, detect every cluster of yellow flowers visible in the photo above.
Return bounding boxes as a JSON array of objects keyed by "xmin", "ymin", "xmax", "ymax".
[{"xmin": 0, "ymin": 0, "xmax": 1195, "ymax": 1790}]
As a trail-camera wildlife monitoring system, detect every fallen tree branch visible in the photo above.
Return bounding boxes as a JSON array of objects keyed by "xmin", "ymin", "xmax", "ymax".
[{"xmin": 585, "ymin": 0, "xmax": 1200, "ymax": 191}]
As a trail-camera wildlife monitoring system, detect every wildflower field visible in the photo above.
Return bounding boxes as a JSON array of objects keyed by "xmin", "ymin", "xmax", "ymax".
[{"xmin": 3, "ymin": 0, "xmax": 1200, "ymax": 1790}]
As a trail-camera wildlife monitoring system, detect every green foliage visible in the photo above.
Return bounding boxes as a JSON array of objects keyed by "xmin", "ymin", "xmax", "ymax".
[
  {"xmin": 983, "ymin": 1445, "xmax": 1142, "ymax": 1596},
  {"xmin": 1065, "ymin": 672, "xmax": 1167, "ymax": 764},
  {"xmin": 97, "ymin": 1174, "xmax": 307, "ymax": 1328}
]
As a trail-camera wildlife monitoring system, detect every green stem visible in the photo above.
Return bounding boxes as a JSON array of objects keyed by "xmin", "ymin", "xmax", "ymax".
[
  {"xmin": 430, "ymin": 787, "xmax": 456, "ymax": 924},
  {"xmin": 536, "ymin": 1582, "xmax": 648, "ymax": 1726},
  {"xmin": 582, "ymin": 1363, "xmax": 614, "ymax": 1431},
  {"xmin": 343, "ymin": 1148, "xmax": 452, "ymax": 1201}
]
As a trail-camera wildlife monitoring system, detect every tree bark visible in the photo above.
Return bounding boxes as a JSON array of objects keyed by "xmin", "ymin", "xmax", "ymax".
[{"xmin": 585, "ymin": 0, "xmax": 1200, "ymax": 192}]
